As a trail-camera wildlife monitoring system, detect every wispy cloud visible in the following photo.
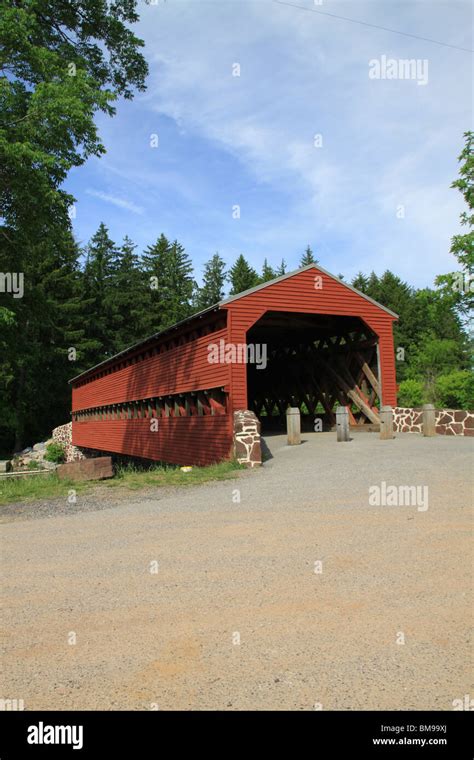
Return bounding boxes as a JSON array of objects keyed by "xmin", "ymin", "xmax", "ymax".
[
  {"xmin": 86, "ymin": 189, "xmax": 144, "ymax": 215},
  {"xmin": 65, "ymin": 1, "xmax": 472, "ymax": 287},
  {"xmin": 134, "ymin": 0, "xmax": 471, "ymax": 283}
]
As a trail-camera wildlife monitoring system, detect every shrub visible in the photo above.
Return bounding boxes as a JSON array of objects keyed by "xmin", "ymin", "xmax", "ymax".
[
  {"xmin": 44, "ymin": 441, "xmax": 66, "ymax": 463},
  {"xmin": 434, "ymin": 370, "xmax": 474, "ymax": 409},
  {"xmin": 397, "ymin": 378, "xmax": 425, "ymax": 407}
]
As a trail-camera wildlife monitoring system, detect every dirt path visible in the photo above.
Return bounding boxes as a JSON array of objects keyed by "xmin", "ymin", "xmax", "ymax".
[{"xmin": 1, "ymin": 433, "xmax": 472, "ymax": 710}]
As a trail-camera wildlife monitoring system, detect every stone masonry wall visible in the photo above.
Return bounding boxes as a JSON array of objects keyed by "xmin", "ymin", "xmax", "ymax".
[
  {"xmin": 52, "ymin": 422, "xmax": 87, "ymax": 463},
  {"xmin": 233, "ymin": 410, "xmax": 262, "ymax": 467},
  {"xmin": 392, "ymin": 408, "xmax": 423, "ymax": 434},
  {"xmin": 393, "ymin": 407, "xmax": 474, "ymax": 436}
]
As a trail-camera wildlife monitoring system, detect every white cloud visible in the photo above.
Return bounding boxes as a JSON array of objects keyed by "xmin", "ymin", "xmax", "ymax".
[
  {"xmin": 85, "ymin": 189, "xmax": 144, "ymax": 215},
  {"xmin": 98, "ymin": 0, "xmax": 472, "ymax": 285}
]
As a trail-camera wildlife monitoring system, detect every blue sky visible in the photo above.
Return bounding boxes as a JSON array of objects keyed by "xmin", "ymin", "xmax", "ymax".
[{"xmin": 65, "ymin": 0, "xmax": 473, "ymax": 288}]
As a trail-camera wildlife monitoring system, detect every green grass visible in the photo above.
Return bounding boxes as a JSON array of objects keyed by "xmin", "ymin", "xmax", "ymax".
[
  {"xmin": 0, "ymin": 460, "xmax": 244, "ymax": 507},
  {"xmin": 106, "ymin": 459, "xmax": 243, "ymax": 491},
  {"xmin": 0, "ymin": 473, "xmax": 88, "ymax": 506}
]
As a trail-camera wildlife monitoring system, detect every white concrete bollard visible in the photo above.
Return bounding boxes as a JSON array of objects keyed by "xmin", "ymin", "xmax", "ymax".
[
  {"xmin": 286, "ymin": 407, "xmax": 301, "ymax": 445},
  {"xmin": 422, "ymin": 404, "xmax": 436, "ymax": 437},
  {"xmin": 379, "ymin": 406, "xmax": 394, "ymax": 440},
  {"xmin": 336, "ymin": 406, "xmax": 350, "ymax": 442}
]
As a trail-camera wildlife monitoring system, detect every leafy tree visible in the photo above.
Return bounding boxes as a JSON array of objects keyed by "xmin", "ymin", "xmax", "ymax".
[
  {"xmin": 228, "ymin": 255, "xmax": 259, "ymax": 295},
  {"xmin": 352, "ymin": 270, "xmax": 471, "ymax": 397},
  {"xmin": 0, "ymin": 0, "xmax": 148, "ymax": 250},
  {"xmin": 196, "ymin": 253, "xmax": 226, "ymax": 309},
  {"xmin": 397, "ymin": 378, "xmax": 425, "ymax": 407},
  {"xmin": 300, "ymin": 245, "xmax": 318, "ymax": 266},
  {"xmin": 0, "ymin": 0, "xmax": 148, "ymax": 452},
  {"xmin": 435, "ymin": 370, "xmax": 474, "ymax": 409},
  {"xmin": 0, "ymin": 307, "xmax": 17, "ymax": 455},
  {"xmin": 407, "ymin": 336, "xmax": 465, "ymax": 400},
  {"xmin": 436, "ymin": 131, "xmax": 474, "ymax": 319}
]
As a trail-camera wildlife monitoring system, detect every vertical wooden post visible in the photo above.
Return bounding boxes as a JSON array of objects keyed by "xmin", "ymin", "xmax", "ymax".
[
  {"xmin": 286, "ymin": 407, "xmax": 301, "ymax": 445},
  {"xmin": 379, "ymin": 405, "xmax": 394, "ymax": 440},
  {"xmin": 423, "ymin": 404, "xmax": 436, "ymax": 437},
  {"xmin": 336, "ymin": 406, "xmax": 350, "ymax": 442}
]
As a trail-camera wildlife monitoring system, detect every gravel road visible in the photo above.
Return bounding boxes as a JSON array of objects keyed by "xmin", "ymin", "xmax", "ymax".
[{"xmin": 1, "ymin": 432, "xmax": 472, "ymax": 710}]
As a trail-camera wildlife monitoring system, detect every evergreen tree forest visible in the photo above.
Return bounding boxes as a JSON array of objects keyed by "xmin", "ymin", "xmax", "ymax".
[
  {"xmin": 0, "ymin": 2, "xmax": 472, "ymax": 456},
  {"xmin": 1, "ymin": 222, "xmax": 472, "ymax": 456}
]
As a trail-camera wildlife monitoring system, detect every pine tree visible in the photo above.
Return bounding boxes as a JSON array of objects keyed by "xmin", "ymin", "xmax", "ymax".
[
  {"xmin": 143, "ymin": 235, "xmax": 195, "ymax": 331},
  {"xmin": 260, "ymin": 259, "xmax": 276, "ymax": 283},
  {"xmin": 300, "ymin": 245, "xmax": 318, "ymax": 266},
  {"xmin": 110, "ymin": 236, "xmax": 149, "ymax": 351},
  {"xmin": 276, "ymin": 259, "xmax": 287, "ymax": 277},
  {"xmin": 352, "ymin": 272, "xmax": 369, "ymax": 292},
  {"xmin": 142, "ymin": 234, "xmax": 171, "ymax": 332},
  {"xmin": 196, "ymin": 253, "xmax": 226, "ymax": 309},
  {"xmin": 0, "ymin": 230, "xmax": 94, "ymax": 453},
  {"xmin": 142, "ymin": 234, "xmax": 170, "ymax": 279},
  {"xmin": 376, "ymin": 271, "xmax": 413, "ymax": 317},
  {"xmin": 82, "ymin": 223, "xmax": 119, "ymax": 361},
  {"xmin": 365, "ymin": 271, "xmax": 381, "ymax": 300},
  {"xmin": 228, "ymin": 255, "xmax": 259, "ymax": 295},
  {"xmin": 167, "ymin": 239, "xmax": 195, "ymax": 324}
]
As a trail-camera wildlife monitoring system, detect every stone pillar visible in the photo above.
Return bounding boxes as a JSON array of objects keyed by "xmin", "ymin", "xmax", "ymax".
[
  {"xmin": 286, "ymin": 407, "xmax": 301, "ymax": 445},
  {"xmin": 379, "ymin": 405, "xmax": 394, "ymax": 440},
  {"xmin": 233, "ymin": 410, "xmax": 262, "ymax": 468},
  {"xmin": 336, "ymin": 406, "xmax": 350, "ymax": 442},
  {"xmin": 422, "ymin": 404, "xmax": 436, "ymax": 437}
]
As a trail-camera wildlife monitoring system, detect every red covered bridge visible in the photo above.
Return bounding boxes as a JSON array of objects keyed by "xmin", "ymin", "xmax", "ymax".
[{"xmin": 70, "ymin": 264, "xmax": 398, "ymax": 465}]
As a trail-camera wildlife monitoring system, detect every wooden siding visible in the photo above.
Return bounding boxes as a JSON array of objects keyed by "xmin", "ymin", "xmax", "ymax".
[
  {"xmin": 223, "ymin": 267, "xmax": 397, "ymax": 409},
  {"xmin": 72, "ymin": 416, "xmax": 232, "ymax": 466},
  {"xmin": 72, "ymin": 328, "xmax": 229, "ymax": 412}
]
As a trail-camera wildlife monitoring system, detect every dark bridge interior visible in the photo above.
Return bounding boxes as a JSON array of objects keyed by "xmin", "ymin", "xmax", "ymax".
[{"xmin": 246, "ymin": 311, "xmax": 381, "ymax": 431}]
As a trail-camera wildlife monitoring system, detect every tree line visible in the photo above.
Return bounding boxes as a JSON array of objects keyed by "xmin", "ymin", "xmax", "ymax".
[
  {"xmin": 1, "ymin": 223, "xmax": 472, "ymax": 456},
  {"xmin": 1, "ymin": 2, "xmax": 472, "ymax": 456}
]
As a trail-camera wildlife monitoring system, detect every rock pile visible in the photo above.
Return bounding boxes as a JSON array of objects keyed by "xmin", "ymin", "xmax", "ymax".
[
  {"xmin": 9, "ymin": 442, "xmax": 58, "ymax": 471},
  {"xmin": 0, "ymin": 442, "xmax": 59, "ymax": 474}
]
